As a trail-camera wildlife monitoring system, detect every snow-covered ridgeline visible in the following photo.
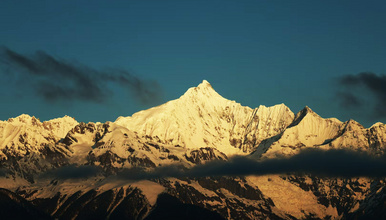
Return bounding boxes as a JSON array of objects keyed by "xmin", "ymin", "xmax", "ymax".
[
  {"xmin": 253, "ymin": 106, "xmax": 386, "ymax": 158},
  {"xmin": 0, "ymin": 114, "xmax": 78, "ymax": 158}
]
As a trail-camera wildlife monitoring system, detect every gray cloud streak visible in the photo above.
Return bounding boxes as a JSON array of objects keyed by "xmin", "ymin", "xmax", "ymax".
[
  {"xmin": 37, "ymin": 149, "xmax": 386, "ymax": 181},
  {"xmin": 0, "ymin": 47, "xmax": 163, "ymax": 105},
  {"xmin": 337, "ymin": 72, "xmax": 386, "ymax": 117}
]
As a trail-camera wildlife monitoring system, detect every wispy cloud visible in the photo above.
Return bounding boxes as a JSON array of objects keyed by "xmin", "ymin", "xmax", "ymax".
[
  {"xmin": 336, "ymin": 72, "xmax": 386, "ymax": 118},
  {"xmin": 335, "ymin": 91, "xmax": 362, "ymax": 108},
  {"xmin": 0, "ymin": 47, "xmax": 163, "ymax": 105}
]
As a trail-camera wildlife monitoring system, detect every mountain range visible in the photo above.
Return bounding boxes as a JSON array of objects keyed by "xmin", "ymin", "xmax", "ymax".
[{"xmin": 0, "ymin": 80, "xmax": 385, "ymax": 219}]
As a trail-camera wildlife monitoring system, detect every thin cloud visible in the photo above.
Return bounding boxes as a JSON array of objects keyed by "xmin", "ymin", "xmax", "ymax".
[
  {"xmin": 0, "ymin": 47, "xmax": 163, "ymax": 105},
  {"xmin": 337, "ymin": 72, "xmax": 386, "ymax": 117}
]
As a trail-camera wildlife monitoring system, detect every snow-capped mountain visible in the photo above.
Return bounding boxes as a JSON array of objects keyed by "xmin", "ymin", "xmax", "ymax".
[
  {"xmin": 253, "ymin": 107, "xmax": 344, "ymax": 158},
  {"xmin": 116, "ymin": 80, "xmax": 294, "ymax": 155},
  {"xmin": 0, "ymin": 115, "xmax": 78, "ymax": 181},
  {"xmin": 85, "ymin": 122, "xmax": 227, "ymax": 172},
  {"xmin": 0, "ymin": 80, "xmax": 385, "ymax": 219},
  {"xmin": 0, "ymin": 114, "xmax": 77, "ymax": 158},
  {"xmin": 253, "ymin": 106, "xmax": 386, "ymax": 158}
]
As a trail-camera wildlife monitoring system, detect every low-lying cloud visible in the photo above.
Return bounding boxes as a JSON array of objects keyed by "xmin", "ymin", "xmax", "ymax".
[
  {"xmin": 0, "ymin": 47, "xmax": 163, "ymax": 105},
  {"xmin": 117, "ymin": 149, "xmax": 386, "ymax": 179},
  {"xmin": 40, "ymin": 149, "xmax": 386, "ymax": 180},
  {"xmin": 336, "ymin": 72, "xmax": 386, "ymax": 118}
]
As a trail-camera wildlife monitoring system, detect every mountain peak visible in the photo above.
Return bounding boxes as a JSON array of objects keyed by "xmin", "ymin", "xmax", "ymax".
[
  {"xmin": 197, "ymin": 80, "xmax": 212, "ymax": 88},
  {"xmin": 6, "ymin": 114, "xmax": 41, "ymax": 126},
  {"xmin": 47, "ymin": 115, "xmax": 77, "ymax": 123},
  {"xmin": 343, "ymin": 119, "xmax": 364, "ymax": 131},
  {"xmin": 288, "ymin": 106, "xmax": 317, "ymax": 128},
  {"xmin": 371, "ymin": 122, "xmax": 385, "ymax": 128},
  {"xmin": 194, "ymin": 80, "xmax": 214, "ymax": 93},
  {"xmin": 15, "ymin": 114, "xmax": 34, "ymax": 120},
  {"xmin": 181, "ymin": 80, "xmax": 222, "ymax": 102},
  {"xmin": 302, "ymin": 106, "xmax": 314, "ymax": 113}
]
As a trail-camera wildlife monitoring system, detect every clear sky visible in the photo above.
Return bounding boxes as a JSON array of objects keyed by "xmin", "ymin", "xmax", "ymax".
[{"xmin": 1, "ymin": 0, "xmax": 386, "ymax": 127}]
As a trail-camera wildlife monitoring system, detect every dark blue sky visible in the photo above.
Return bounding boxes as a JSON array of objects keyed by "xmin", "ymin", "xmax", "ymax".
[{"xmin": 1, "ymin": 0, "xmax": 386, "ymax": 127}]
